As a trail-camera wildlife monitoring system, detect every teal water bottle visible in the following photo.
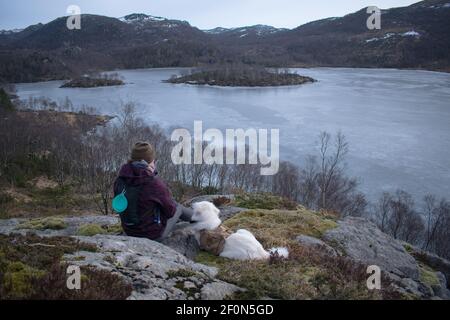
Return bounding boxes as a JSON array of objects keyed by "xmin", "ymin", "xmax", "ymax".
[{"xmin": 112, "ymin": 189, "xmax": 128, "ymax": 214}]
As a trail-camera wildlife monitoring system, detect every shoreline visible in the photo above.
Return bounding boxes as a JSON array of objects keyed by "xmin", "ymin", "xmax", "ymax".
[{"xmin": 7, "ymin": 65, "xmax": 450, "ymax": 85}]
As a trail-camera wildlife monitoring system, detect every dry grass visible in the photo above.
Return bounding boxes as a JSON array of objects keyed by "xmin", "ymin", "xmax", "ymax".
[
  {"xmin": 196, "ymin": 208, "xmax": 402, "ymax": 300},
  {"xmin": 233, "ymin": 193, "xmax": 298, "ymax": 211},
  {"xmin": 196, "ymin": 246, "xmax": 395, "ymax": 300},
  {"xmin": 223, "ymin": 208, "xmax": 337, "ymax": 247}
]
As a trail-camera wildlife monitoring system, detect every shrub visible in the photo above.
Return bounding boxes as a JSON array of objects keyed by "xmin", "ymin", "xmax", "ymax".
[
  {"xmin": 0, "ymin": 192, "xmax": 14, "ymax": 217},
  {"xmin": 0, "ymin": 88, "xmax": 14, "ymax": 112},
  {"xmin": 29, "ymin": 263, "xmax": 132, "ymax": 300},
  {"xmin": 3, "ymin": 155, "xmax": 55, "ymax": 187},
  {"xmin": 31, "ymin": 185, "xmax": 75, "ymax": 209},
  {"xmin": 202, "ymin": 186, "xmax": 220, "ymax": 195},
  {"xmin": 0, "ymin": 234, "xmax": 131, "ymax": 300}
]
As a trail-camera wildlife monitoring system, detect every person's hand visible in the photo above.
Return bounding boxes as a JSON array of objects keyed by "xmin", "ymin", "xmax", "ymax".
[{"xmin": 148, "ymin": 160, "xmax": 156, "ymax": 173}]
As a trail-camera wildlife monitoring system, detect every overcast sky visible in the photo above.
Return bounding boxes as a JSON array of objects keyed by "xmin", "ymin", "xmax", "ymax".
[{"xmin": 0, "ymin": 0, "xmax": 419, "ymax": 30}]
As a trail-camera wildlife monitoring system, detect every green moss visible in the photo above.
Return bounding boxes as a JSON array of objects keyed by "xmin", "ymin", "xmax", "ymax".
[
  {"xmin": 403, "ymin": 244, "xmax": 413, "ymax": 253},
  {"xmin": 233, "ymin": 193, "xmax": 298, "ymax": 210},
  {"xmin": 105, "ymin": 223, "xmax": 123, "ymax": 235},
  {"xmin": 72, "ymin": 256, "xmax": 86, "ymax": 261},
  {"xmin": 77, "ymin": 223, "xmax": 122, "ymax": 236},
  {"xmin": 195, "ymin": 251, "xmax": 228, "ymax": 268},
  {"xmin": 77, "ymin": 224, "xmax": 107, "ymax": 236},
  {"xmin": 174, "ymin": 281, "xmax": 200, "ymax": 298},
  {"xmin": 18, "ymin": 217, "xmax": 67, "ymax": 230},
  {"xmin": 167, "ymin": 269, "xmax": 199, "ymax": 279},
  {"xmin": 400, "ymin": 292, "xmax": 421, "ymax": 300},
  {"xmin": 2, "ymin": 262, "xmax": 46, "ymax": 299},
  {"xmin": 167, "ymin": 269, "xmax": 204, "ymax": 298},
  {"xmin": 419, "ymin": 264, "xmax": 440, "ymax": 287},
  {"xmin": 0, "ymin": 234, "xmax": 131, "ymax": 300}
]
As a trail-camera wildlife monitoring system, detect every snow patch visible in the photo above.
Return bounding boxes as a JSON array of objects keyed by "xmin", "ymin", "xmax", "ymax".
[
  {"xmin": 429, "ymin": 3, "xmax": 450, "ymax": 9},
  {"xmin": 365, "ymin": 32, "xmax": 396, "ymax": 43},
  {"xmin": 0, "ymin": 28, "xmax": 23, "ymax": 35},
  {"xmin": 119, "ymin": 14, "xmax": 167, "ymax": 24},
  {"xmin": 365, "ymin": 31, "xmax": 420, "ymax": 43},
  {"xmin": 402, "ymin": 30, "xmax": 420, "ymax": 37}
]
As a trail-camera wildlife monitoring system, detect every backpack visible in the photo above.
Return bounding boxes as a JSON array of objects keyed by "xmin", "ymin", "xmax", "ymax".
[
  {"xmin": 113, "ymin": 177, "xmax": 162, "ymax": 227},
  {"xmin": 113, "ymin": 177, "xmax": 143, "ymax": 227}
]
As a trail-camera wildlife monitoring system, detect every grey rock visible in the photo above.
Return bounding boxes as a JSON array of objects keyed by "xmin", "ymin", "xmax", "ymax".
[
  {"xmin": 404, "ymin": 244, "xmax": 450, "ymax": 288},
  {"xmin": 161, "ymin": 223, "xmax": 199, "ymax": 259},
  {"xmin": 201, "ymin": 281, "xmax": 243, "ymax": 300},
  {"xmin": 0, "ymin": 215, "xmax": 121, "ymax": 237},
  {"xmin": 323, "ymin": 217, "xmax": 420, "ymax": 280},
  {"xmin": 63, "ymin": 234, "xmax": 244, "ymax": 300},
  {"xmin": 74, "ymin": 235, "xmax": 217, "ymax": 278},
  {"xmin": 433, "ymin": 272, "xmax": 450, "ymax": 299},
  {"xmin": 219, "ymin": 206, "xmax": 247, "ymax": 221},
  {"xmin": 399, "ymin": 278, "xmax": 422, "ymax": 297},
  {"xmin": 0, "ymin": 218, "xmax": 21, "ymax": 235},
  {"xmin": 184, "ymin": 281, "xmax": 197, "ymax": 290},
  {"xmin": 296, "ymin": 234, "xmax": 338, "ymax": 257},
  {"xmin": 161, "ymin": 200, "xmax": 246, "ymax": 259}
]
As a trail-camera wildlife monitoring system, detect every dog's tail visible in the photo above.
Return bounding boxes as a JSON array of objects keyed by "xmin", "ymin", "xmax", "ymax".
[{"xmin": 268, "ymin": 247, "xmax": 289, "ymax": 259}]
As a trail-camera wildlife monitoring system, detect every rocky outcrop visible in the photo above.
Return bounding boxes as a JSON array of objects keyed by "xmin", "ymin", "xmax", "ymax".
[
  {"xmin": 322, "ymin": 217, "xmax": 449, "ymax": 299},
  {"xmin": 323, "ymin": 217, "xmax": 420, "ymax": 280},
  {"xmin": 64, "ymin": 235, "xmax": 243, "ymax": 300},
  {"xmin": 405, "ymin": 244, "xmax": 450, "ymax": 288},
  {"xmin": 1, "ymin": 202, "xmax": 448, "ymax": 300},
  {"xmin": 0, "ymin": 215, "xmax": 243, "ymax": 300},
  {"xmin": 161, "ymin": 222, "xmax": 199, "ymax": 259},
  {"xmin": 0, "ymin": 215, "xmax": 121, "ymax": 237},
  {"xmin": 296, "ymin": 235, "xmax": 338, "ymax": 257}
]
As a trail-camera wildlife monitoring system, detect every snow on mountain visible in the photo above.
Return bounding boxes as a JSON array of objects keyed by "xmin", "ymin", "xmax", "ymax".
[
  {"xmin": 0, "ymin": 28, "xmax": 24, "ymax": 35},
  {"xmin": 119, "ymin": 13, "xmax": 166, "ymax": 23}
]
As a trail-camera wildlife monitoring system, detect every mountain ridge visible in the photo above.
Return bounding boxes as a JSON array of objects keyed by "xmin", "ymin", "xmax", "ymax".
[{"xmin": 1, "ymin": 0, "xmax": 449, "ymax": 83}]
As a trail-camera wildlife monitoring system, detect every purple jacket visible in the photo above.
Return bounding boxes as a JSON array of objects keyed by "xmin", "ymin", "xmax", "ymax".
[{"xmin": 114, "ymin": 163, "xmax": 177, "ymax": 240}]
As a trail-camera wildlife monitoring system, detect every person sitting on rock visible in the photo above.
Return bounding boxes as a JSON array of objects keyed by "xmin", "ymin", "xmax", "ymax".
[{"xmin": 113, "ymin": 141, "xmax": 193, "ymax": 241}]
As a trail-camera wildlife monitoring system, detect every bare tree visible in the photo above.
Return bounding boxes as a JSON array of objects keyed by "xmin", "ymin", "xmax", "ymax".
[
  {"xmin": 373, "ymin": 192, "xmax": 393, "ymax": 233},
  {"xmin": 423, "ymin": 196, "xmax": 450, "ymax": 254},
  {"xmin": 317, "ymin": 131, "xmax": 348, "ymax": 210}
]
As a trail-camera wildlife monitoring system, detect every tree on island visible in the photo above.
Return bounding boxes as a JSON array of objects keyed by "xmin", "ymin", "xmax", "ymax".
[{"xmin": 166, "ymin": 64, "xmax": 315, "ymax": 87}]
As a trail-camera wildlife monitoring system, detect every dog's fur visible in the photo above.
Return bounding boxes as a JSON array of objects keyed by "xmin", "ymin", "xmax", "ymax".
[{"xmin": 190, "ymin": 201, "xmax": 288, "ymax": 260}]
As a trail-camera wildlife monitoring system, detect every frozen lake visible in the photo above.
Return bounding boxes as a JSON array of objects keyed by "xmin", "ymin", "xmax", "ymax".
[{"xmin": 15, "ymin": 67, "xmax": 450, "ymax": 201}]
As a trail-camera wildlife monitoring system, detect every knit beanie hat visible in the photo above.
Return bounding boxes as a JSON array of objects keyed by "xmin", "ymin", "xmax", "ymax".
[{"xmin": 131, "ymin": 142, "xmax": 155, "ymax": 163}]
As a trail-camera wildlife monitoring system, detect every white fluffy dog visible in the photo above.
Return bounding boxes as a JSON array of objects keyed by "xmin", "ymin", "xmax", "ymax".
[{"xmin": 190, "ymin": 201, "xmax": 288, "ymax": 260}]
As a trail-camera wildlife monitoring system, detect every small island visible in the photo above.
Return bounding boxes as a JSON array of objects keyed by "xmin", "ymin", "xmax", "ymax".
[
  {"xmin": 165, "ymin": 65, "xmax": 316, "ymax": 87},
  {"xmin": 60, "ymin": 73, "xmax": 124, "ymax": 88}
]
